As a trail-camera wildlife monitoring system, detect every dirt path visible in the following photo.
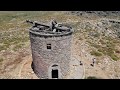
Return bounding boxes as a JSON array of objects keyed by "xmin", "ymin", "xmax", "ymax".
[
  {"xmin": 72, "ymin": 36, "xmax": 109, "ymax": 79},
  {"xmin": 20, "ymin": 55, "xmax": 38, "ymax": 79},
  {"xmin": 66, "ymin": 57, "xmax": 85, "ymax": 79},
  {"xmin": 20, "ymin": 54, "xmax": 85, "ymax": 79},
  {"xmin": 18, "ymin": 35, "xmax": 109, "ymax": 79},
  {"xmin": 0, "ymin": 36, "xmax": 110, "ymax": 79}
]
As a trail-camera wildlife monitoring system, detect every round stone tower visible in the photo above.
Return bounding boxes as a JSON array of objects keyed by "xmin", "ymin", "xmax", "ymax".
[{"xmin": 27, "ymin": 20, "xmax": 73, "ymax": 79}]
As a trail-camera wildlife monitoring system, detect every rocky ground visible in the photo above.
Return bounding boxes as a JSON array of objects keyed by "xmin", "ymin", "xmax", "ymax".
[{"xmin": 0, "ymin": 11, "xmax": 120, "ymax": 79}]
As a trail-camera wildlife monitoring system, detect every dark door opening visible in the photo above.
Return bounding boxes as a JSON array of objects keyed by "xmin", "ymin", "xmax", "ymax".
[{"xmin": 52, "ymin": 69, "xmax": 58, "ymax": 78}]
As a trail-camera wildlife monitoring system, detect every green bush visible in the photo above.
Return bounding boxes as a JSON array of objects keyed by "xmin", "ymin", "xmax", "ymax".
[
  {"xmin": 90, "ymin": 50, "xmax": 102, "ymax": 56},
  {"xmin": 110, "ymin": 54, "xmax": 119, "ymax": 61},
  {"xmin": 86, "ymin": 76, "xmax": 99, "ymax": 79},
  {"xmin": 0, "ymin": 45, "xmax": 7, "ymax": 51},
  {"xmin": 0, "ymin": 58, "xmax": 3, "ymax": 62},
  {"xmin": 93, "ymin": 33, "xmax": 100, "ymax": 37},
  {"xmin": 98, "ymin": 47, "xmax": 106, "ymax": 54},
  {"xmin": 91, "ymin": 44, "xmax": 101, "ymax": 48}
]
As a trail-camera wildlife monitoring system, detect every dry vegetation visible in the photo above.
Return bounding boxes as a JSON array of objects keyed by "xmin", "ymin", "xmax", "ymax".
[{"xmin": 0, "ymin": 11, "xmax": 120, "ymax": 79}]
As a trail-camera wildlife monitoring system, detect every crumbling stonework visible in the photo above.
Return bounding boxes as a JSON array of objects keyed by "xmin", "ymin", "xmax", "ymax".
[{"xmin": 28, "ymin": 20, "xmax": 73, "ymax": 79}]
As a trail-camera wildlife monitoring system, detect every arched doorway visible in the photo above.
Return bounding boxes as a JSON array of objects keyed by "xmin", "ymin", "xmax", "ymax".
[
  {"xmin": 48, "ymin": 64, "xmax": 61, "ymax": 79},
  {"xmin": 51, "ymin": 64, "xmax": 58, "ymax": 79},
  {"xmin": 52, "ymin": 69, "xmax": 58, "ymax": 78}
]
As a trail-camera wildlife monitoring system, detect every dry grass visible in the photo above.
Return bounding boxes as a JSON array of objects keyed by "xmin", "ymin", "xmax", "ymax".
[
  {"xmin": 0, "ymin": 11, "xmax": 120, "ymax": 78},
  {"xmin": 0, "ymin": 11, "xmax": 81, "ymax": 76}
]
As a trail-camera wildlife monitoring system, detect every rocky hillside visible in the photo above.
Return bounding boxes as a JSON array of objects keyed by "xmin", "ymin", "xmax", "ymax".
[
  {"xmin": 68, "ymin": 11, "xmax": 120, "ymax": 78},
  {"xmin": 0, "ymin": 11, "xmax": 120, "ymax": 79},
  {"xmin": 69, "ymin": 11, "xmax": 120, "ymax": 60},
  {"xmin": 70, "ymin": 11, "xmax": 120, "ymax": 19}
]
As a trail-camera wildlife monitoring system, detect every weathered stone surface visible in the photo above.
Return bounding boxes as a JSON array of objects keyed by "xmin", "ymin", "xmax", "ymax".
[{"xmin": 29, "ymin": 21, "xmax": 73, "ymax": 79}]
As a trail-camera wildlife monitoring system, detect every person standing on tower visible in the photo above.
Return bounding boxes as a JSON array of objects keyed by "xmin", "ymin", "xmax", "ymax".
[{"xmin": 51, "ymin": 20, "xmax": 57, "ymax": 29}]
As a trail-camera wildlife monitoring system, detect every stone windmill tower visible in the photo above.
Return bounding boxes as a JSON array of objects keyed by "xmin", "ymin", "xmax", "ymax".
[{"xmin": 26, "ymin": 20, "xmax": 74, "ymax": 79}]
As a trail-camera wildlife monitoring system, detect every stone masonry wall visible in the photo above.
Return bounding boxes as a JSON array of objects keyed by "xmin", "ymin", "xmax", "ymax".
[{"xmin": 29, "ymin": 32, "xmax": 72, "ymax": 79}]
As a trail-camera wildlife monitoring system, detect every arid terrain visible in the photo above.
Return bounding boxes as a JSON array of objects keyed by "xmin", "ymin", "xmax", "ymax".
[{"xmin": 0, "ymin": 11, "xmax": 120, "ymax": 79}]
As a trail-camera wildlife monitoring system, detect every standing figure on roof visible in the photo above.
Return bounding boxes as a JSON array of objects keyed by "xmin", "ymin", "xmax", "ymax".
[
  {"xmin": 51, "ymin": 20, "xmax": 59, "ymax": 32},
  {"xmin": 51, "ymin": 20, "xmax": 57, "ymax": 29}
]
